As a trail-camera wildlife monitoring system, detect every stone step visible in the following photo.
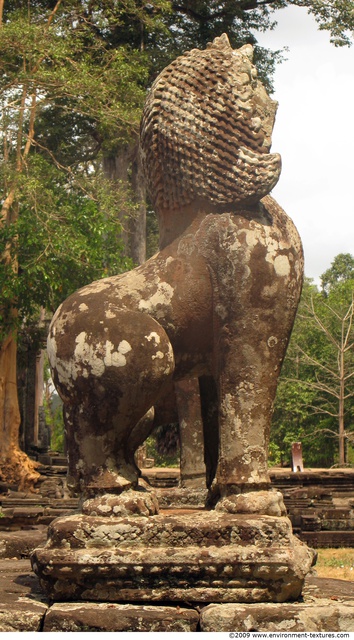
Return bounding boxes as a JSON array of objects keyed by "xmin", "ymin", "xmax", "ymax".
[
  {"xmin": 320, "ymin": 519, "xmax": 354, "ymax": 531},
  {"xmin": 0, "ymin": 497, "xmax": 79, "ymax": 510},
  {"xmin": 0, "ymin": 500, "xmax": 79, "ymax": 531},
  {"xmin": 37, "ymin": 465, "xmax": 67, "ymax": 476},
  {"xmin": 299, "ymin": 529, "xmax": 354, "ymax": 548},
  {"xmin": 320, "ymin": 508, "xmax": 352, "ymax": 519}
]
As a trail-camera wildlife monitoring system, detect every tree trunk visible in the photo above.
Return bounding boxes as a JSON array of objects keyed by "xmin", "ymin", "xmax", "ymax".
[
  {"xmin": 338, "ymin": 347, "xmax": 346, "ymax": 466},
  {"xmin": 130, "ymin": 143, "xmax": 146, "ymax": 264},
  {"xmin": 34, "ymin": 349, "xmax": 45, "ymax": 447},
  {"xmin": 103, "ymin": 140, "xmax": 146, "ymax": 265},
  {"xmin": 103, "ymin": 149, "xmax": 131, "ymax": 251},
  {"xmin": 17, "ymin": 337, "xmax": 37, "ymax": 453},
  {"xmin": 0, "ymin": 331, "xmax": 40, "ymax": 490},
  {"xmin": 33, "ymin": 307, "xmax": 46, "ymax": 448}
]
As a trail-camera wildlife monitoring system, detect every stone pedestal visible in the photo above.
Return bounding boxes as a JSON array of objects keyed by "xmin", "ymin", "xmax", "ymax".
[{"xmin": 31, "ymin": 510, "xmax": 315, "ymax": 603}]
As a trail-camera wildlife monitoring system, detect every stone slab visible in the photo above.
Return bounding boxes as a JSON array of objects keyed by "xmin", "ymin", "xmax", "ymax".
[
  {"xmin": 200, "ymin": 576, "xmax": 354, "ymax": 631},
  {"xmin": 200, "ymin": 600, "xmax": 354, "ymax": 632},
  {"xmin": 306, "ymin": 576, "xmax": 354, "ymax": 601},
  {"xmin": 0, "ymin": 559, "xmax": 48, "ymax": 631},
  {"xmin": 0, "ymin": 526, "xmax": 47, "ymax": 558},
  {"xmin": 31, "ymin": 511, "xmax": 315, "ymax": 603},
  {"xmin": 43, "ymin": 602, "xmax": 199, "ymax": 632}
]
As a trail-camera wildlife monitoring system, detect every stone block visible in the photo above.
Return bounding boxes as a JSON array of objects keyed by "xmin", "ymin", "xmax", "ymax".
[
  {"xmin": 200, "ymin": 601, "xmax": 354, "ymax": 632},
  {"xmin": 300, "ymin": 515, "xmax": 321, "ymax": 531},
  {"xmin": 0, "ymin": 527, "xmax": 47, "ymax": 558},
  {"xmin": 156, "ymin": 487, "xmax": 208, "ymax": 509},
  {"xmin": 0, "ymin": 600, "xmax": 47, "ymax": 632},
  {"xmin": 43, "ymin": 603, "xmax": 199, "ymax": 632},
  {"xmin": 321, "ymin": 519, "xmax": 354, "ymax": 531}
]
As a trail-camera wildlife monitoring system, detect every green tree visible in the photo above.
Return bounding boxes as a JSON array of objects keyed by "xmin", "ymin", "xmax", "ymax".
[
  {"xmin": 321, "ymin": 253, "xmax": 354, "ymax": 296},
  {"xmin": 0, "ymin": 0, "xmax": 154, "ymax": 487},
  {"xmin": 271, "ymin": 279, "xmax": 333, "ymax": 467},
  {"xmin": 273, "ymin": 258, "xmax": 354, "ymax": 468},
  {"xmin": 297, "ymin": 288, "xmax": 354, "ymax": 465}
]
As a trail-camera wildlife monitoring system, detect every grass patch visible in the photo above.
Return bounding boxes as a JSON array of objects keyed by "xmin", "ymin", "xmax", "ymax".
[{"xmin": 315, "ymin": 548, "xmax": 354, "ymax": 581}]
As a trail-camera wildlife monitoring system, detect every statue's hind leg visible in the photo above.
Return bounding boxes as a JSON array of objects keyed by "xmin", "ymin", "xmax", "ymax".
[{"xmin": 48, "ymin": 309, "xmax": 174, "ymax": 506}]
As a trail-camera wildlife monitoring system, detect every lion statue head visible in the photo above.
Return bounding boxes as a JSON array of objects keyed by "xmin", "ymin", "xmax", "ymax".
[{"xmin": 140, "ymin": 34, "xmax": 281, "ymax": 212}]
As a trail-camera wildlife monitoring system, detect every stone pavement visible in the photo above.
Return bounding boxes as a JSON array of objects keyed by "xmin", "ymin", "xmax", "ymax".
[{"xmin": 0, "ymin": 559, "xmax": 47, "ymax": 631}]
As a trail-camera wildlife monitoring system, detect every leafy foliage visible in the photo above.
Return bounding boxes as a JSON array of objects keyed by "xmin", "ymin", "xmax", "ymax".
[
  {"xmin": 321, "ymin": 254, "xmax": 354, "ymax": 296},
  {"xmin": 0, "ymin": 1, "xmax": 153, "ymax": 339},
  {"xmin": 0, "ymin": 156, "xmax": 133, "ymax": 338},
  {"xmin": 146, "ymin": 424, "xmax": 180, "ymax": 468}
]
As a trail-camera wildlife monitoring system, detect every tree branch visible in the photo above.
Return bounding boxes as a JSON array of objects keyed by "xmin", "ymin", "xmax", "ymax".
[
  {"xmin": 307, "ymin": 405, "xmax": 338, "ymax": 418},
  {"xmin": 295, "ymin": 344, "xmax": 339, "ymax": 380},
  {"xmin": 172, "ymin": 0, "xmax": 280, "ymax": 20},
  {"xmin": 285, "ymin": 376, "xmax": 339, "ymax": 400}
]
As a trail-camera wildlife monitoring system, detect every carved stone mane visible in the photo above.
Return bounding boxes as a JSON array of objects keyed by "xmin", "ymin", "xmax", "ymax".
[{"xmin": 140, "ymin": 34, "xmax": 281, "ymax": 211}]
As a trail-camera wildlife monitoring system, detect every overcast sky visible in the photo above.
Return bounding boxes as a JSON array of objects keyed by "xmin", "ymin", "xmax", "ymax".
[{"xmin": 255, "ymin": 6, "xmax": 354, "ymax": 284}]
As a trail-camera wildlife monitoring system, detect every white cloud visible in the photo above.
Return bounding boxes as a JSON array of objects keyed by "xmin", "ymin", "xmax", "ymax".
[{"xmin": 255, "ymin": 6, "xmax": 354, "ymax": 282}]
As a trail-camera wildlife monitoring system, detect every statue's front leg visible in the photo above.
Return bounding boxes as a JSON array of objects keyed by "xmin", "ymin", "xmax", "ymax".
[{"xmin": 213, "ymin": 320, "xmax": 287, "ymax": 516}]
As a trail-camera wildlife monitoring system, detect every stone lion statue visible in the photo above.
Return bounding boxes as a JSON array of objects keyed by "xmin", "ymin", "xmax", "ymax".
[{"xmin": 47, "ymin": 35, "xmax": 303, "ymax": 515}]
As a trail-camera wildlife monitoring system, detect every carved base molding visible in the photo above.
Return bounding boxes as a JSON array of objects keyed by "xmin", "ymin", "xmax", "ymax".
[{"xmin": 31, "ymin": 510, "xmax": 315, "ymax": 603}]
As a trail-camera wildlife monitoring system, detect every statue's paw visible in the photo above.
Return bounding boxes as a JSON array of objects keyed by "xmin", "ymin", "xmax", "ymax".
[
  {"xmin": 81, "ymin": 486, "xmax": 159, "ymax": 517},
  {"xmin": 215, "ymin": 489, "xmax": 286, "ymax": 517}
]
